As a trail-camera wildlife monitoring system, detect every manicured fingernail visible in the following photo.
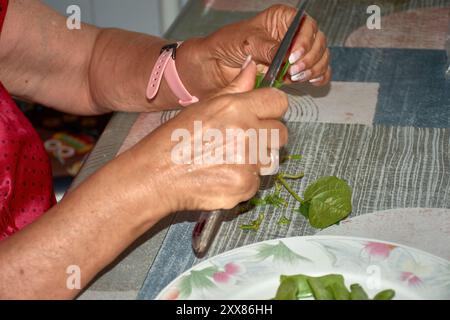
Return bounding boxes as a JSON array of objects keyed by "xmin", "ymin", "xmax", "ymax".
[
  {"xmin": 309, "ymin": 76, "xmax": 324, "ymax": 83},
  {"xmin": 289, "ymin": 62, "xmax": 305, "ymax": 76},
  {"xmin": 288, "ymin": 49, "xmax": 304, "ymax": 64},
  {"xmin": 241, "ymin": 55, "xmax": 252, "ymax": 70},
  {"xmin": 291, "ymin": 70, "xmax": 312, "ymax": 82}
]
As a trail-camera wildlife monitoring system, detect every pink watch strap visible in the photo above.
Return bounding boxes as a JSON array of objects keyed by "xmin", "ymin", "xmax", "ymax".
[{"xmin": 146, "ymin": 42, "xmax": 199, "ymax": 107}]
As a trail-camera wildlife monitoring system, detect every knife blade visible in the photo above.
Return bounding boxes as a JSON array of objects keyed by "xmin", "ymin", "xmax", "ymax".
[{"xmin": 192, "ymin": 1, "xmax": 309, "ymax": 258}]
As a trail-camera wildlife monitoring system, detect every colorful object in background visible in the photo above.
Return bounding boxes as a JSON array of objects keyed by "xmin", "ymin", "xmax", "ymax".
[
  {"xmin": 44, "ymin": 132, "xmax": 93, "ymax": 166},
  {"xmin": 14, "ymin": 99, "xmax": 109, "ymax": 179}
]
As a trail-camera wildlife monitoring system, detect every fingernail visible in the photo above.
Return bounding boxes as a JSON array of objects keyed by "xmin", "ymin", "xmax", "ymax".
[
  {"xmin": 241, "ymin": 55, "xmax": 252, "ymax": 70},
  {"xmin": 288, "ymin": 49, "xmax": 304, "ymax": 64},
  {"xmin": 291, "ymin": 70, "xmax": 311, "ymax": 82},
  {"xmin": 289, "ymin": 62, "xmax": 305, "ymax": 76},
  {"xmin": 309, "ymin": 76, "xmax": 324, "ymax": 83}
]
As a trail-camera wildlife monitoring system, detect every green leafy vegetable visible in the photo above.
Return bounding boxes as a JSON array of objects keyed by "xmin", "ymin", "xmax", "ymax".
[
  {"xmin": 255, "ymin": 61, "xmax": 291, "ymax": 89},
  {"xmin": 252, "ymin": 193, "xmax": 288, "ymax": 208},
  {"xmin": 277, "ymin": 172, "xmax": 305, "ymax": 203},
  {"xmin": 255, "ymin": 73, "xmax": 264, "ymax": 89},
  {"xmin": 349, "ymin": 284, "xmax": 369, "ymax": 300},
  {"xmin": 274, "ymin": 277, "xmax": 299, "ymax": 300},
  {"xmin": 240, "ymin": 213, "xmax": 265, "ymax": 232},
  {"xmin": 279, "ymin": 274, "xmax": 314, "ymax": 299},
  {"xmin": 329, "ymin": 281, "xmax": 351, "ymax": 300},
  {"xmin": 300, "ymin": 176, "xmax": 352, "ymax": 229},
  {"xmin": 296, "ymin": 202, "xmax": 310, "ymax": 219},
  {"xmin": 277, "ymin": 216, "xmax": 291, "ymax": 225},
  {"xmin": 281, "ymin": 154, "xmax": 303, "ymax": 162},
  {"xmin": 245, "ymin": 155, "xmax": 353, "ymax": 231},
  {"xmin": 307, "ymin": 277, "xmax": 335, "ymax": 300},
  {"xmin": 373, "ymin": 289, "xmax": 396, "ymax": 300},
  {"xmin": 273, "ymin": 273, "xmax": 395, "ymax": 301}
]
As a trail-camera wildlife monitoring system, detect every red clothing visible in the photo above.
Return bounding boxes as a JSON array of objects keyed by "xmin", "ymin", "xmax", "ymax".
[{"xmin": 0, "ymin": 0, "xmax": 55, "ymax": 240}]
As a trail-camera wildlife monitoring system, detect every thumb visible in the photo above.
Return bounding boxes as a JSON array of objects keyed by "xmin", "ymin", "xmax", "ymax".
[{"xmin": 221, "ymin": 55, "xmax": 257, "ymax": 95}]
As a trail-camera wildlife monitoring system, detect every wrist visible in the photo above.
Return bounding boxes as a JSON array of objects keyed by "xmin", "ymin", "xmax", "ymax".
[
  {"xmin": 145, "ymin": 38, "xmax": 207, "ymax": 110},
  {"xmin": 91, "ymin": 154, "xmax": 171, "ymax": 233},
  {"xmin": 173, "ymin": 38, "xmax": 207, "ymax": 100}
]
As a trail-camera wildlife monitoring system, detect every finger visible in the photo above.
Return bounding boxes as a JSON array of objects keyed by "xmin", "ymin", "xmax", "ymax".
[
  {"xmin": 219, "ymin": 56, "xmax": 257, "ymax": 96},
  {"xmin": 259, "ymin": 119, "xmax": 289, "ymax": 148},
  {"xmin": 250, "ymin": 38, "xmax": 280, "ymax": 66},
  {"xmin": 239, "ymin": 171, "xmax": 261, "ymax": 203},
  {"xmin": 288, "ymin": 16, "xmax": 318, "ymax": 66},
  {"xmin": 259, "ymin": 149, "xmax": 280, "ymax": 176},
  {"xmin": 236, "ymin": 88, "xmax": 289, "ymax": 120},
  {"xmin": 249, "ymin": 5, "xmax": 315, "ymax": 66},
  {"xmin": 310, "ymin": 66, "xmax": 332, "ymax": 87},
  {"xmin": 300, "ymin": 31, "xmax": 327, "ymax": 70},
  {"xmin": 307, "ymin": 48, "xmax": 330, "ymax": 80},
  {"xmin": 290, "ymin": 31, "xmax": 327, "ymax": 81}
]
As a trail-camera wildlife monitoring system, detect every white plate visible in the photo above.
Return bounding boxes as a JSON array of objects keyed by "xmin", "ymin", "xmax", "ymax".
[
  {"xmin": 156, "ymin": 236, "xmax": 450, "ymax": 300},
  {"xmin": 316, "ymin": 208, "xmax": 450, "ymax": 261}
]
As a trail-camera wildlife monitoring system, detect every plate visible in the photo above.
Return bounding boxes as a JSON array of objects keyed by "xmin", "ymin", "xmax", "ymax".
[
  {"xmin": 316, "ymin": 208, "xmax": 450, "ymax": 261},
  {"xmin": 156, "ymin": 236, "xmax": 450, "ymax": 300}
]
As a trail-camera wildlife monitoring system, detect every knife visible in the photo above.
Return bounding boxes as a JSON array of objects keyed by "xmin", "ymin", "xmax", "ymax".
[{"xmin": 192, "ymin": 0, "xmax": 309, "ymax": 258}]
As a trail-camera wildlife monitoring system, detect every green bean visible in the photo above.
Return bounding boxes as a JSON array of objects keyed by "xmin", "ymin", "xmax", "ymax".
[
  {"xmin": 307, "ymin": 278, "xmax": 334, "ymax": 300},
  {"xmin": 350, "ymin": 284, "xmax": 369, "ymax": 300},
  {"xmin": 280, "ymin": 275, "xmax": 313, "ymax": 299},
  {"xmin": 374, "ymin": 289, "xmax": 396, "ymax": 300},
  {"xmin": 274, "ymin": 277, "xmax": 300, "ymax": 300},
  {"xmin": 329, "ymin": 282, "xmax": 351, "ymax": 300}
]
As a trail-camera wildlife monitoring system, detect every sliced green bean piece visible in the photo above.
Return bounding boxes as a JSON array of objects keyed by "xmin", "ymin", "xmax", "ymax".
[
  {"xmin": 329, "ymin": 282, "xmax": 351, "ymax": 300},
  {"xmin": 280, "ymin": 275, "xmax": 313, "ymax": 299},
  {"xmin": 307, "ymin": 277, "xmax": 334, "ymax": 300},
  {"xmin": 274, "ymin": 278, "xmax": 299, "ymax": 300},
  {"xmin": 350, "ymin": 284, "xmax": 369, "ymax": 300},
  {"xmin": 373, "ymin": 289, "xmax": 396, "ymax": 300}
]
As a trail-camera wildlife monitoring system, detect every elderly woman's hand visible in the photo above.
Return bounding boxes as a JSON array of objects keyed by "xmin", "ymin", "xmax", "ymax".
[
  {"xmin": 115, "ymin": 61, "xmax": 288, "ymax": 221},
  {"xmin": 179, "ymin": 4, "xmax": 330, "ymax": 100}
]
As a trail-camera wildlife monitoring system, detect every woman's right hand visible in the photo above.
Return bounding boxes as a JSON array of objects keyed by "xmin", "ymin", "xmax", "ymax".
[{"xmin": 112, "ymin": 59, "xmax": 289, "ymax": 222}]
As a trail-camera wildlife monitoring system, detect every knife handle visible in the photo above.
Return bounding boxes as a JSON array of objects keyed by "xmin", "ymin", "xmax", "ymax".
[{"xmin": 192, "ymin": 210, "xmax": 225, "ymax": 258}]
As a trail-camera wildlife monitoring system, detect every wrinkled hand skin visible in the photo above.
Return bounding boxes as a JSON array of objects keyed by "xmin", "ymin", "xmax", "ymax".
[
  {"xmin": 179, "ymin": 4, "xmax": 331, "ymax": 100},
  {"xmin": 121, "ymin": 62, "xmax": 289, "ymax": 219}
]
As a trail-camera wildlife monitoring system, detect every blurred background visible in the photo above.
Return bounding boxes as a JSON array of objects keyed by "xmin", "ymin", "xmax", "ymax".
[{"xmin": 43, "ymin": 0, "xmax": 188, "ymax": 35}]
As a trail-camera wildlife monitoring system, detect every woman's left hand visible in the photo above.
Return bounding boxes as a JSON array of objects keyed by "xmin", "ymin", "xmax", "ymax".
[{"xmin": 180, "ymin": 4, "xmax": 331, "ymax": 100}]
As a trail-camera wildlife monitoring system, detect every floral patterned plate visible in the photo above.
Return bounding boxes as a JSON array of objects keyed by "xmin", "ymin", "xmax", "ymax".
[{"xmin": 156, "ymin": 236, "xmax": 450, "ymax": 300}]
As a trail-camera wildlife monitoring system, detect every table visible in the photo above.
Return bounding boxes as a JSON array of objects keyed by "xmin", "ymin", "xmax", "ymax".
[{"xmin": 76, "ymin": 0, "xmax": 450, "ymax": 300}]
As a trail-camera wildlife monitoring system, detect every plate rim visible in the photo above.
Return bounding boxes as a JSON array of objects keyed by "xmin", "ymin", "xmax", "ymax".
[{"xmin": 155, "ymin": 235, "xmax": 450, "ymax": 299}]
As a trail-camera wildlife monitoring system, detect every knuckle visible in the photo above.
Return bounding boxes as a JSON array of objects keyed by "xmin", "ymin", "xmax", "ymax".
[
  {"xmin": 325, "ymin": 48, "xmax": 331, "ymax": 61},
  {"xmin": 318, "ymin": 32, "xmax": 327, "ymax": 51},
  {"xmin": 241, "ymin": 174, "xmax": 260, "ymax": 199},
  {"xmin": 308, "ymin": 17, "xmax": 318, "ymax": 32},
  {"xmin": 300, "ymin": 38, "xmax": 312, "ymax": 51},
  {"xmin": 263, "ymin": 42, "xmax": 279, "ymax": 63},
  {"xmin": 216, "ymin": 94, "xmax": 234, "ymax": 107},
  {"xmin": 317, "ymin": 30, "xmax": 326, "ymax": 42},
  {"xmin": 232, "ymin": 171, "xmax": 252, "ymax": 193},
  {"xmin": 222, "ymin": 97, "xmax": 241, "ymax": 116},
  {"xmin": 279, "ymin": 123, "xmax": 289, "ymax": 145},
  {"xmin": 273, "ymin": 89, "xmax": 289, "ymax": 113},
  {"xmin": 267, "ymin": 4, "xmax": 285, "ymax": 12}
]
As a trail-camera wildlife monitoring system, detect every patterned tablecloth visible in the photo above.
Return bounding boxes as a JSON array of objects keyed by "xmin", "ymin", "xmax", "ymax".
[{"xmin": 76, "ymin": 0, "xmax": 450, "ymax": 300}]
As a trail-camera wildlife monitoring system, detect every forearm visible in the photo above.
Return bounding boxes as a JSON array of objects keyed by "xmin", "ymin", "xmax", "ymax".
[
  {"xmin": 0, "ymin": 0, "xmax": 203, "ymax": 115},
  {"xmin": 0, "ymin": 152, "xmax": 166, "ymax": 299},
  {"xmin": 87, "ymin": 28, "xmax": 204, "ymax": 114}
]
